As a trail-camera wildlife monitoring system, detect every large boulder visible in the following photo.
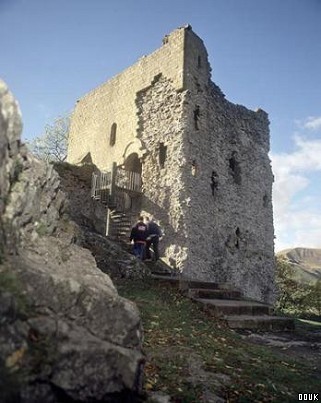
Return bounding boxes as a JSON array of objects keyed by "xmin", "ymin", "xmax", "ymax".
[
  {"xmin": 0, "ymin": 79, "xmax": 144, "ymax": 402},
  {"xmin": 0, "ymin": 79, "xmax": 23, "ymax": 257}
]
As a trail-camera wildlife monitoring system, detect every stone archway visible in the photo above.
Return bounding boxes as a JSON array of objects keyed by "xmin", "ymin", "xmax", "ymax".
[
  {"xmin": 123, "ymin": 152, "xmax": 142, "ymax": 174},
  {"xmin": 121, "ymin": 152, "xmax": 142, "ymax": 212},
  {"xmin": 122, "ymin": 138, "xmax": 146, "ymax": 164}
]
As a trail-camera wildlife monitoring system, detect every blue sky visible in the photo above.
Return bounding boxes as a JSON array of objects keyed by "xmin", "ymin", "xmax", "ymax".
[{"xmin": 1, "ymin": 0, "xmax": 321, "ymax": 251}]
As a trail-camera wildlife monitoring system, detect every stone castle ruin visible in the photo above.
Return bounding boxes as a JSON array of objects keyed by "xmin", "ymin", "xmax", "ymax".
[{"xmin": 67, "ymin": 26, "xmax": 275, "ymax": 303}]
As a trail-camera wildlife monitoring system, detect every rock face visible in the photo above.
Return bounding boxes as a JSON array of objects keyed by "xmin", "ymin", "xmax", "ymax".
[
  {"xmin": 277, "ymin": 248, "xmax": 321, "ymax": 284},
  {"xmin": 0, "ymin": 79, "xmax": 144, "ymax": 402},
  {"xmin": 0, "ymin": 79, "xmax": 23, "ymax": 257}
]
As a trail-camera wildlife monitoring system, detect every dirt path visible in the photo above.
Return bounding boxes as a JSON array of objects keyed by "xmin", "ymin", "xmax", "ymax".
[{"xmin": 240, "ymin": 323, "xmax": 321, "ymax": 372}]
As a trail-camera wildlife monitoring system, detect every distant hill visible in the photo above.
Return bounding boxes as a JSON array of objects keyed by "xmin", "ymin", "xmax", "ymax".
[{"xmin": 276, "ymin": 248, "xmax": 321, "ymax": 284}]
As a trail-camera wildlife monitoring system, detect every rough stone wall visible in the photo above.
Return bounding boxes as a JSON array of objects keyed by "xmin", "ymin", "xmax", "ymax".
[
  {"xmin": 67, "ymin": 26, "xmax": 276, "ymax": 303},
  {"xmin": 135, "ymin": 28, "xmax": 275, "ymax": 302},
  {"xmin": 181, "ymin": 83, "xmax": 275, "ymax": 302},
  {"xmin": 136, "ymin": 75, "xmax": 189, "ymax": 269},
  {"xmin": 67, "ymin": 28, "xmax": 186, "ymax": 170},
  {"xmin": 174, "ymin": 29, "xmax": 275, "ymax": 303},
  {"xmin": 183, "ymin": 28, "xmax": 212, "ymax": 90}
]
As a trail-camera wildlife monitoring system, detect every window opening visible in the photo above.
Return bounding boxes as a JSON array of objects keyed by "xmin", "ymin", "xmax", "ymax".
[
  {"xmin": 263, "ymin": 194, "xmax": 269, "ymax": 207},
  {"xmin": 194, "ymin": 106, "xmax": 200, "ymax": 130},
  {"xmin": 159, "ymin": 143, "xmax": 167, "ymax": 169},
  {"xmin": 228, "ymin": 152, "xmax": 241, "ymax": 185},
  {"xmin": 110, "ymin": 123, "xmax": 117, "ymax": 146},
  {"xmin": 235, "ymin": 227, "xmax": 240, "ymax": 249},
  {"xmin": 210, "ymin": 171, "xmax": 218, "ymax": 196}
]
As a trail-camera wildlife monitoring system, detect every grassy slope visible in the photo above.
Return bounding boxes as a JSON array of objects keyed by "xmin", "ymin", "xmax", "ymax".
[
  {"xmin": 115, "ymin": 278, "xmax": 321, "ymax": 403},
  {"xmin": 277, "ymin": 248, "xmax": 321, "ymax": 284}
]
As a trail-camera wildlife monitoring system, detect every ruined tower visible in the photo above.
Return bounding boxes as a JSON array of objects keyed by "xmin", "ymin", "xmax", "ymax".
[{"xmin": 67, "ymin": 26, "xmax": 275, "ymax": 303}]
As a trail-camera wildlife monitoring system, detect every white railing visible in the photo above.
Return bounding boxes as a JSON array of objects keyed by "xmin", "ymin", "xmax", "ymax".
[
  {"xmin": 91, "ymin": 171, "xmax": 112, "ymax": 201},
  {"xmin": 92, "ymin": 167, "xmax": 141, "ymax": 206},
  {"xmin": 116, "ymin": 168, "xmax": 142, "ymax": 193}
]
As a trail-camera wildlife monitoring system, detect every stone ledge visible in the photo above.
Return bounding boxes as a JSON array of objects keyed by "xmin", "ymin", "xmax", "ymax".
[{"xmin": 225, "ymin": 315, "xmax": 295, "ymax": 331}]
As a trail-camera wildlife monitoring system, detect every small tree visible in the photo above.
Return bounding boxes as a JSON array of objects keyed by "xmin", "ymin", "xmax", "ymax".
[
  {"xmin": 275, "ymin": 257, "xmax": 298, "ymax": 312},
  {"xmin": 308, "ymin": 280, "xmax": 321, "ymax": 317},
  {"xmin": 275, "ymin": 257, "xmax": 311, "ymax": 314},
  {"xmin": 28, "ymin": 114, "xmax": 70, "ymax": 162}
]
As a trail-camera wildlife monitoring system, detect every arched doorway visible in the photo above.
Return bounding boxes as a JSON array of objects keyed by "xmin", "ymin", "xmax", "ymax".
[
  {"xmin": 123, "ymin": 152, "xmax": 142, "ymax": 174},
  {"xmin": 122, "ymin": 152, "xmax": 142, "ymax": 212}
]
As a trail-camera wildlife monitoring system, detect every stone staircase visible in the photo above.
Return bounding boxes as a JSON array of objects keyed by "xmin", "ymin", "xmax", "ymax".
[
  {"xmin": 147, "ymin": 265, "xmax": 295, "ymax": 332},
  {"xmin": 108, "ymin": 210, "xmax": 133, "ymax": 239},
  {"xmin": 90, "ymin": 165, "xmax": 142, "ymax": 241}
]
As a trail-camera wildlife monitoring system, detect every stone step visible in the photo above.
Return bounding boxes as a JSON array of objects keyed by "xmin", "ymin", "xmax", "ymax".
[
  {"xmin": 188, "ymin": 288, "xmax": 242, "ymax": 300},
  {"xmin": 224, "ymin": 315, "xmax": 295, "ymax": 331},
  {"xmin": 111, "ymin": 221, "xmax": 131, "ymax": 226},
  {"xmin": 113, "ymin": 222, "xmax": 131, "ymax": 226},
  {"xmin": 194, "ymin": 298, "xmax": 273, "ymax": 316},
  {"xmin": 111, "ymin": 213, "xmax": 127, "ymax": 217},
  {"xmin": 113, "ymin": 219, "xmax": 131, "ymax": 222},
  {"xmin": 183, "ymin": 281, "xmax": 239, "ymax": 291},
  {"xmin": 181, "ymin": 280, "xmax": 220, "ymax": 290},
  {"xmin": 150, "ymin": 270, "xmax": 174, "ymax": 276},
  {"xmin": 112, "ymin": 219, "xmax": 131, "ymax": 223},
  {"xmin": 150, "ymin": 274, "xmax": 180, "ymax": 287},
  {"xmin": 111, "ymin": 215, "xmax": 131, "ymax": 219},
  {"xmin": 115, "ymin": 230, "xmax": 131, "ymax": 235}
]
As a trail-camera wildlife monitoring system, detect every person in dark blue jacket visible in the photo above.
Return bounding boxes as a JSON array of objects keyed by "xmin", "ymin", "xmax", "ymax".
[
  {"xmin": 130, "ymin": 216, "xmax": 148, "ymax": 260},
  {"xmin": 145, "ymin": 217, "xmax": 162, "ymax": 261}
]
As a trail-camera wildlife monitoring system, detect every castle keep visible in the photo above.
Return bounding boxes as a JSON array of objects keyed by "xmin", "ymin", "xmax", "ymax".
[{"xmin": 67, "ymin": 26, "xmax": 275, "ymax": 303}]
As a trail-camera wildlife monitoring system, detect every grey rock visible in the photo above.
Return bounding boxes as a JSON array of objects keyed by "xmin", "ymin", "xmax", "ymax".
[
  {"xmin": 0, "ymin": 80, "xmax": 145, "ymax": 402},
  {"xmin": 149, "ymin": 391, "xmax": 172, "ymax": 403},
  {"xmin": 0, "ymin": 79, "xmax": 23, "ymax": 255}
]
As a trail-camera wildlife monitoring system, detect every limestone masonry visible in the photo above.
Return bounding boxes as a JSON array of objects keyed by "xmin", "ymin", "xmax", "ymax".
[{"xmin": 67, "ymin": 26, "xmax": 275, "ymax": 303}]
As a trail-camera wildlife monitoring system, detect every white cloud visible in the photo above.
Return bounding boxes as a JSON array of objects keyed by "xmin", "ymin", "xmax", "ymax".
[
  {"xmin": 303, "ymin": 116, "xmax": 321, "ymax": 131},
  {"xmin": 271, "ymin": 135, "xmax": 321, "ymax": 252}
]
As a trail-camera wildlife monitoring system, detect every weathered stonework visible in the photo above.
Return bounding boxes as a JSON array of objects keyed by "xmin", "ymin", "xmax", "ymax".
[{"xmin": 68, "ymin": 26, "xmax": 275, "ymax": 303}]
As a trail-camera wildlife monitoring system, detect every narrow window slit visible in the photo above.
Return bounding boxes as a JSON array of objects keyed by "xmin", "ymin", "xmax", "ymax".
[
  {"xmin": 194, "ymin": 106, "xmax": 200, "ymax": 130},
  {"xmin": 159, "ymin": 143, "xmax": 167, "ymax": 168},
  {"xmin": 110, "ymin": 123, "xmax": 117, "ymax": 146}
]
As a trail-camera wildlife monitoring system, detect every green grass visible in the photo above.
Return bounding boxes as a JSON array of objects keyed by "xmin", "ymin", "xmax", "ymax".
[
  {"xmin": 297, "ymin": 318, "xmax": 321, "ymax": 327},
  {"xmin": 115, "ymin": 278, "xmax": 321, "ymax": 403}
]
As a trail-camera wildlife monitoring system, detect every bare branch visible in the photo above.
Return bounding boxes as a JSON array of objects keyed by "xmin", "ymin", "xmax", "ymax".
[{"xmin": 27, "ymin": 114, "xmax": 70, "ymax": 162}]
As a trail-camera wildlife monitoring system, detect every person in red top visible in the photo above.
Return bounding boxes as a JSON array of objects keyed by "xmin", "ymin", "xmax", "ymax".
[{"xmin": 130, "ymin": 216, "xmax": 148, "ymax": 260}]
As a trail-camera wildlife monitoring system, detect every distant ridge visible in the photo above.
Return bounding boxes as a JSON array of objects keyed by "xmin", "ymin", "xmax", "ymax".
[{"xmin": 276, "ymin": 247, "xmax": 321, "ymax": 284}]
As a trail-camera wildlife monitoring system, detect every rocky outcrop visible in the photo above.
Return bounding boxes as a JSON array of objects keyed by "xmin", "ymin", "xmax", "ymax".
[
  {"xmin": 0, "ymin": 79, "xmax": 23, "ymax": 258},
  {"xmin": 0, "ymin": 79, "xmax": 144, "ymax": 402}
]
